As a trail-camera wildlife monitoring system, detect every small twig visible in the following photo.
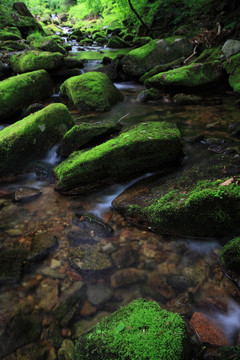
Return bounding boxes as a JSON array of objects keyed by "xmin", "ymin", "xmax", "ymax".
[
  {"xmin": 183, "ymin": 43, "xmax": 198, "ymax": 65},
  {"xmin": 117, "ymin": 113, "xmax": 130, "ymax": 123},
  {"xmin": 217, "ymin": 22, "xmax": 221, "ymax": 35}
]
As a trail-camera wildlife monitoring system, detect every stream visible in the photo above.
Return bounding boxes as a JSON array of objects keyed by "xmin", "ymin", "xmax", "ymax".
[{"xmin": 0, "ymin": 27, "xmax": 240, "ymax": 359}]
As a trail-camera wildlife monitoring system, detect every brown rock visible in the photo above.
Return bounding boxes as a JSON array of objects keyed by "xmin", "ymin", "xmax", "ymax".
[
  {"xmin": 110, "ymin": 268, "xmax": 148, "ymax": 288},
  {"xmin": 80, "ymin": 300, "xmax": 97, "ymax": 316},
  {"xmin": 190, "ymin": 312, "xmax": 229, "ymax": 346},
  {"xmin": 111, "ymin": 245, "xmax": 136, "ymax": 268}
]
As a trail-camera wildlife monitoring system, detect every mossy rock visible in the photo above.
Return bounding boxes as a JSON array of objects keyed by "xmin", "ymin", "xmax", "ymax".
[
  {"xmin": 57, "ymin": 122, "xmax": 121, "ymax": 157},
  {"xmin": 217, "ymin": 346, "xmax": 240, "ymax": 359},
  {"xmin": 0, "ymin": 28, "xmax": 22, "ymax": 41},
  {"xmin": 122, "ymin": 38, "xmax": 193, "ymax": 77},
  {"xmin": 107, "ymin": 35, "xmax": 128, "ymax": 48},
  {"xmin": 223, "ymin": 53, "xmax": 240, "ymax": 93},
  {"xmin": 0, "ymin": 69, "xmax": 53, "ymax": 120},
  {"xmin": 42, "ymin": 23, "xmax": 64, "ymax": 35},
  {"xmin": 60, "ymin": 71, "xmax": 124, "ymax": 112},
  {"xmin": 0, "ymin": 103, "xmax": 73, "ymax": 177},
  {"xmin": 145, "ymin": 61, "xmax": 224, "ymax": 92},
  {"xmin": 132, "ymin": 36, "xmax": 153, "ymax": 47},
  {"xmin": 112, "ymin": 154, "xmax": 240, "ymax": 237},
  {"xmin": 30, "ymin": 35, "xmax": 66, "ymax": 55},
  {"xmin": 1, "ymin": 40, "xmax": 26, "ymax": 51},
  {"xmin": 72, "ymin": 299, "xmax": 187, "ymax": 360},
  {"xmin": 79, "ymin": 38, "xmax": 93, "ymax": 46},
  {"xmin": 219, "ymin": 237, "xmax": 240, "ymax": 273},
  {"xmin": 0, "ymin": 5, "xmax": 15, "ymax": 29},
  {"xmin": 54, "ymin": 121, "xmax": 182, "ymax": 194},
  {"xmin": 10, "ymin": 50, "xmax": 64, "ymax": 73},
  {"xmin": 69, "ymin": 245, "xmax": 112, "ymax": 272},
  {"xmin": 0, "ymin": 248, "xmax": 29, "ymax": 282},
  {"xmin": 192, "ymin": 47, "xmax": 221, "ymax": 64}
]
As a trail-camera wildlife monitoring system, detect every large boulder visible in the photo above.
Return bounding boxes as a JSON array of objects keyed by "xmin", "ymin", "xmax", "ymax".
[
  {"xmin": 112, "ymin": 154, "xmax": 240, "ymax": 237},
  {"xmin": 72, "ymin": 299, "xmax": 188, "ymax": 360},
  {"xmin": 219, "ymin": 237, "xmax": 240, "ymax": 273},
  {"xmin": 60, "ymin": 72, "xmax": 124, "ymax": 112},
  {"xmin": 223, "ymin": 53, "xmax": 240, "ymax": 93},
  {"xmin": 0, "ymin": 103, "xmax": 73, "ymax": 177},
  {"xmin": 145, "ymin": 61, "xmax": 224, "ymax": 92},
  {"xmin": 122, "ymin": 38, "xmax": 193, "ymax": 77},
  {"xmin": 221, "ymin": 39, "xmax": 240, "ymax": 59},
  {"xmin": 10, "ymin": 50, "xmax": 65, "ymax": 73},
  {"xmin": 0, "ymin": 69, "xmax": 53, "ymax": 120},
  {"xmin": 53, "ymin": 121, "xmax": 182, "ymax": 194},
  {"xmin": 30, "ymin": 36, "xmax": 66, "ymax": 55},
  {"xmin": 0, "ymin": 27, "xmax": 22, "ymax": 41},
  {"xmin": 107, "ymin": 35, "xmax": 128, "ymax": 48}
]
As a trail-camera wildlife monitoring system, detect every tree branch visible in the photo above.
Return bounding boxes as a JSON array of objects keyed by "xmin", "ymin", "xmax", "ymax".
[{"xmin": 127, "ymin": 0, "xmax": 150, "ymax": 32}]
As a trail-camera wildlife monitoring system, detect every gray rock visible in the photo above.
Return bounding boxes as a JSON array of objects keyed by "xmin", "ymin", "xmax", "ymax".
[
  {"xmin": 222, "ymin": 39, "xmax": 240, "ymax": 58},
  {"xmin": 69, "ymin": 245, "xmax": 112, "ymax": 272},
  {"xmin": 87, "ymin": 282, "xmax": 112, "ymax": 305}
]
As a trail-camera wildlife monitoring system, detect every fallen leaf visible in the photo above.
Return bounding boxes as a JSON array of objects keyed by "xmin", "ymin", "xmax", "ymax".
[{"xmin": 220, "ymin": 177, "xmax": 234, "ymax": 186}]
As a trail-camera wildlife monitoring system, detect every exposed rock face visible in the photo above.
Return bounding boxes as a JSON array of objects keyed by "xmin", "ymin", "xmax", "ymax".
[
  {"xmin": 122, "ymin": 38, "xmax": 193, "ymax": 77},
  {"xmin": 0, "ymin": 69, "xmax": 53, "ymax": 120},
  {"xmin": 0, "ymin": 103, "xmax": 73, "ymax": 176},
  {"xmin": 60, "ymin": 71, "xmax": 124, "ymax": 112},
  {"xmin": 54, "ymin": 121, "xmax": 182, "ymax": 194},
  {"xmin": 72, "ymin": 299, "xmax": 188, "ymax": 360},
  {"xmin": 10, "ymin": 51, "xmax": 65, "ymax": 73}
]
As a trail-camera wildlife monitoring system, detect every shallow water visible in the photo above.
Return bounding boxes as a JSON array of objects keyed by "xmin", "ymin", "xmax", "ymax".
[{"xmin": 1, "ymin": 40, "xmax": 240, "ymax": 358}]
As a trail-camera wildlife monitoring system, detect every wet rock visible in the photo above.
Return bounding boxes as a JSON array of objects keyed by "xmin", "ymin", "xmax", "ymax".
[
  {"xmin": 72, "ymin": 299, "xmax": 187, "ymax": 360},
  {"xmin": 167, "ymin": 275, "xmax": 193, "ymax": 292},
  {"xmin": 146, "ymin": 272, "xmax": 175, "ymax": 300},
  {"xmin": 72, "ymin": 213, "xmax": 113, "ymax": 241},
  {"xmin": 21, "ymin": 103, "xmax": 45, "ymax": 118},
  {"xmin": 0, "ymin": 69, "xmax": 53, "ymax": 121},
  {"xmin": 136, "ymin": 88, "xmax": 162, "ymax": 103},
  {"xmin": 173, "ymin": 93, "xmax": 202, "ymax": 105},
  {"xmin": 2, "ymin": 343, "xmax": 41, "ymax": 360},
  {"xmin": 0, "ymin": 200, "xmax": 26, "ymax": 230},
  {"xmin": 51, "ymin": 68, "xmax": 82, "ymax": 80},
  {"xmin": 223, "ymin": 53, "xmax": 240, "ymax": 93},
  {"xmin": 52, "ymin": 281, "xmax": 86, "ymax": 321},
  {"xmin": 168, "ymin": 291, "xmax": 195, "ymax": 315},
  {"xmin": 219, "ymin": 236, "xmax": 240, "ymax": 275},
  {"xmin": 111, "ymin": 245, "xmax": 137, "ymax": 268},
  {"xmin": 60, "ymin": 71, "xmax": 124, "ymax": 112},
  {"xmin": 107, "ymin": 35, "xmax": 128, "ymax": 48},
  {"xmin": 80, "ymin": 300, "xmax": 97, "ymax": 316},
  {"xmin": 41, "ymin": 321, "xmax": 63, "ymax": 349},
  {"xmin": 39, "ymin": 266, "xmax": 65, "ymax": 279},
  {"xmin": 0, "ymin": 248, "xmax": 28, "ymax": 282},
  {"xmin": 110, "ymin": 267, "xmax": 148, "ymax": 288},
  {"xmin": 36, "ymin": 278, "xmax": 59, "ymax": 311},
  {"xmin": 0, "ymin": 103, "xmax": 73, "ymax": 177},
  {"xmin": 58, "ymin": 339, "xmax": 74, "ymax": 360},
  {"xmin": 54, "ymin": 121, "xmax": 182, "ymax": 194},
  {"xmin": 122, "ymin": 38, "xmax": 193, "ymax": 77},
  {"xmin": 64, "ymin": 57, "xmax": 84, "ymax": 69},
  {"xmin": 0, "ymin": 314, "xmax": 41, "ymax": 358},
  {"xmin": 27, "ymin": 234, "xmax": 58, "ymax": 263},
  {"xmin": 87, "ymin": 282, "xmax": 112, "ymax": 305},
  {"xmin": 30, "ymin": 36, "xmax": 66, "ymax": 55},
  {"xmin": 69, "ymin": 245, "xmax": 112, "ymax": 272},
  {"xmin": 57, "ymin": 122, "xmax": 121, "ymax": 157},
  {"xmin": 229, "ymin": 121, "xmax": 240, "ymax": 137},
  {"xmin": 13, "ymin": 187, "xmax": 41, "ymax": 202},
  {"xmin": 190, "ymin": 312, "xmax": 229, "ymax": 346},
  {"xmin": 10, "ymin": 51, "xmax": 65, "ymax": 73},
  {"xmin": 221, "ymin": 39, "xmax": 240, "ymax": 59},
  {"xmin": 73, "ymin": 312, "xmax": 110, "ymax": 338}
]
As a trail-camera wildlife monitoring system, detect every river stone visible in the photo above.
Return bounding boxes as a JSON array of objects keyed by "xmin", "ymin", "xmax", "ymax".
[
  {"xmin": 52, "ymin": 282, "xmax": 86, "ymax": 321},
  {"xmin": 173, "ymin": 93, "xmax": 202, "ymax": 105},
  {"xmin": 145, "ymin": 61, "xmax": 224, "ymax": 92},
  {"xmin": 69, "ymin": 245, "xmax": 112, "ymax": 272},
  {"xmin": 87, "ymin": 282, "xmax": 112, "ymax": 305},
  {"xmin": 112, "ymin": 153, "xmax": 240, "ymax": 237},
  {"xmin": 0, "ymin": 103, "xmax": 73, "ymax": 177},
  {"xmin": 57, "ymin": 122, "xmax": 121, "ymax": 157},
  {"xmin": 110, "ymin": 268, "xmax": 148, "ymax": 288},
  {"xmin": 0, "ymin": 200, "xmax": 26, "ymax": 230},
  {"xmin": 72, "ymin": 299, "xmax": 188, "ymax": 360},
  {"xmin": 223, "ymin": 53, "xmax": 240, "ymax": 93},
  {"xmin": 27, "ymin": 234, "xmax": 58, "ymax": 263},
  {"xmin": 222, "ymin": 39, "xmax": 240, "ymax": 59},
  {"xmin": 72, "ymin": 213, "xmax": 113, "ymax": 239},
  {"xmin": 58, "ymin": 339, "xmax": 75, "ymax": 360},
  {"xmin": 54, "ymin": 121, "xmax": 182, "ymax": 194},
  {"xmin": 0, "ymin": 314, "xmax": 41, "ymax": 358},
  {"xmin": 13, "ymin": 187, "xmax": 41, "ymax": 202},
  {"xmin": 10, "ymin": 50, "xmax": 65, "ymax": 73},
  {"xmin": 122, "ymin": 38, "xmax": 193, "ymax": 77},
  {"xmin": 0, "ymin": 248, "xmax": 28, "ymax": 282},
  {"xmin": 60, "ymin": 71, "xmax": 124, "ymax": 112},
  {"xmin": 0, "ymin": 69, "xmax": 53, "ymax": 121},
  {"xmin": 73, "ymin": 312, "xmax": 111, "ymax": 338}
]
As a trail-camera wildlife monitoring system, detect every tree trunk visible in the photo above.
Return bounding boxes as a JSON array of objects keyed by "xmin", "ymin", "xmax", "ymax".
[{"xmin": 127, "ymin": 0, "xmax": 150, "ymax": 32}]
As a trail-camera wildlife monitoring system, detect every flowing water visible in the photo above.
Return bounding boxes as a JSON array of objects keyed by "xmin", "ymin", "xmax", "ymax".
[{"xmin": 1, "ymin": 29, "xmax": 240, "ymax": 359}]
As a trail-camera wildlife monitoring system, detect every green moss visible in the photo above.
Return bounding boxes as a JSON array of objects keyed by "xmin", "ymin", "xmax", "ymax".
[
  {"xmin": 223, "ymin": 53, "xmax": 240, "ymax": 93},
  {"xmin": 219, "ymin": 237, "xmax": 240, "ymax": 273},
  {"xmin": 125, "ymin": 40, "xmax": 156, "ymax": 61},
  {"xmin": 217, "ymin": 346, "xmax": 240, "ymax": 360},
  {"xmin": 1, "ymin": 40, "xmax": 26, "ymax": 51},
  {"xmin": 107, "ymin": 35, "xmax": 127, "ymax": 48},
  {"xmin": 0, "ymin": 6, "xmax": 15, "ymax": 29},
  {"xmin": 54, "ymin": 121, "xmax": 181, "ymax": 193},
  {"xmin": 145, "ymin": 61, "xmax": 223, "ymax": 90},
  {"xmin": 72, "ymin": 299, "xmax": 187, "ymax": 360},
  {"xmin": 139, "ymin": 57, "xmax": 184, "ymax": 83},
  {"xmin": 43, "ymin": 23, "xmax": 64, "ymax": 35},
  {"xmin": 10, "ymin": 51, "xmax": 64, "ymax": 73},
  {"xmin": 30, "ymin": 35, "xmax": 66, "ymax": 55},
  {"xmin": 60, "ymin": 71, "xmax": 124, "ymax": 112},
  {"xmin": 70, "ymin": 48, "xmax": 131, "ymax": 61},
  {"xmin": 192, "ymin": 47, "xmax": 221, "ymax": 63},
  {"xmin": 0, "ymin": 103, "xmax": 73, "ymax": 176},
  {"xmin": 0, "ymin": 69, "xmax": 53, "ymax": 120},
  {"xmin": 0, "ymin": 28, "xmax": 22, "ymax": 41}
]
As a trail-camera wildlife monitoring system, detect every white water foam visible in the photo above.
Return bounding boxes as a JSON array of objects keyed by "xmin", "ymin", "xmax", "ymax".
[
  {"xmin": 42, "ymin": 145, "xmax": 61, "ymax": 165},
  {"xmin": 187, "ymin": 240, "xmax": 220, "ymax": 255}
]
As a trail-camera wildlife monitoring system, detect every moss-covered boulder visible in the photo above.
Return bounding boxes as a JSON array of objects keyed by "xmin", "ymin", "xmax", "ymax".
[
  {"xmin": 122, "ymin": 38, "xmax": 193, "ymax": 77},
  {"xmin": 0, "ymin": 28, "xmax": 22, "ymax": 41},
  {"xmin": 0, "ymin": 103, "xmax": 73, "ymax": 177},
  {"xmin": 60, "ymin": 72, "xmax": 124, "ymax": 112},
  {"xmin": 72, "ymin": 299, "xmax": 187, "ymax": 360},
  {"xmin": 223, "ymin": 53, "xmax": 240, "ymax": 93},
  {"xmin": 57, "ymin": 122, "xmax": 121, "ymax": 157},
  {"xmin": 112, "ymin": 154, "xmax": 240, "ymax": 237},
  {"xmin": 10, "ymin": 50, "xmax": 64, "ymax": 73},
  {"xmin": 0, "ymin": 69, "xmax": 53, "ymax": 120},
  {"xmin": 219, "ymin": 237, "xmax": 240, "ymax": 273},
  {"xmin": 54, "ymin": 121, "xmax": 182, "ymax": 194},
  {"xmin": 145, "ymin": 61, "xmax": 224, "ymax": 92},
  {"xmin": 0, "ymin": 39, "xmax": 26, "ymax": 51},
  {"xmin": 30, "ymin": 35, "xmax": 66, "ymax": 55},
  {"xmin": 107, "ymin": 35, "xmax": 128, "ymax": 48}
]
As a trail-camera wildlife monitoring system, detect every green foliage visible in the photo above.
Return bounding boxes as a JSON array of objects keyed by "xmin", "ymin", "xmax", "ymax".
[{"xmin": 220, "ymin": 237, "xmax": 240, "ymax": 273}]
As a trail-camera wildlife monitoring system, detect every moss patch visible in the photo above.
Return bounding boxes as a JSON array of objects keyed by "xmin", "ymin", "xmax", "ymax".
[
  {"xmin": 0, "ymin": 69, "xmax": 53, "ymax": 120},
  {"xmin": 72, "ymin": 299, "xmax": 187, "ymax": 360},
  {"xmin": 60, "ymin": 71, "xmax": 124, "ymax": 112},
  {"xmin": 219, "ymin": 237, "xmax": 240, "ymax": 273},
  {"xmin": 223, "ymin": 53, "xmax": 240, "ymax": 93},
  {"xmin": 54, "ymin": 121, "xmax": 182, "ymax": 194},
  {"xmin": 10, "ymin": 50, "xmax": 64, "ymax": 73},
  {"xmin": 30, "ymin": 35, "xmax": 66, "ymax": 55}
]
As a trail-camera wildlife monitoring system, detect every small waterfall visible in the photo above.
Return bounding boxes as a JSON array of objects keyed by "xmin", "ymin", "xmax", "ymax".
[{"xmin": 42, "ymin": 145, "xmax": 61, "ymax": 165}]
